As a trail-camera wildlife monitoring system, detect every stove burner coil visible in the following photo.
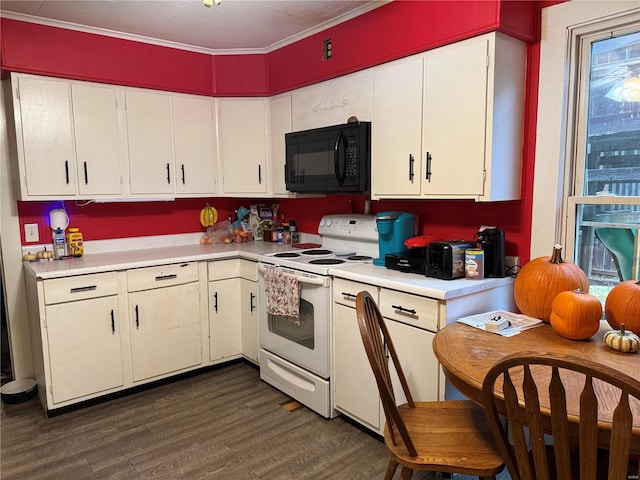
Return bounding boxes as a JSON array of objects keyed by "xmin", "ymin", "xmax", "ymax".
[
  {"xmin": 301, "ymin": 249, "xmax": 333, "ymax": 256},
  {"xmin": 308, "ymin": 258, "xmax": 346, "ymax": 265},
  {"xmin": 274, "ymin": 252, "xmax": 301, "ymax": 258},
  {"xmin": 347, "ymin": 255, "xmax": 373, "ymax": 261}
]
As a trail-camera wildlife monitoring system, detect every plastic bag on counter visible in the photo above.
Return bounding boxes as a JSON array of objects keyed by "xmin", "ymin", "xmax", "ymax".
[{"xmin": 200, "ymin": 220, "xmax": 234, "ymax": 244}]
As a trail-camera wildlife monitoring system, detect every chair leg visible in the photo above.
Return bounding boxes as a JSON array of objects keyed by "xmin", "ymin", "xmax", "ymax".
[
  {"xmin": 400, "ymin": 466, "xmax": 413, "ymax": 480},
  {"xmin": 384, "ymin": 458, "xmax": 398, "ymax": 480}
]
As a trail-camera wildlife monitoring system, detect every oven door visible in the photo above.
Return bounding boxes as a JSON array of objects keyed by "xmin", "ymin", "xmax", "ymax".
[{"xmin": 258, "ymin": 264, "xmax": 331, "ymax": 379}]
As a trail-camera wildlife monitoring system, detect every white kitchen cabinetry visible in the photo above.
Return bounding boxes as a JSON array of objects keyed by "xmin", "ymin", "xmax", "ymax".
[
  {"xmin": 127, "ymin": 263, "xmax": 201, "ymax": 382},
  {"xmin": 25, "ymin": 271, "xmax": 125, "ymax": 409},
  {"xmin": 171, "ymin": 95, "xmax": 217, "ymax": 196},
  {"xmin": 208, "ymin": 260, "xmax": 242, "ymax": 361},
  {"xmin": 372, "ymin": 32, "xmax": 526, "ymax": 201},
  {"xmin": 332, "ymin": 279, "xmax": 444, "ymax": 435},
  {"xmin": 218, "ymin": 98, "xmax": 268, "ymax": 195},
  {"xmin": 269, "ymin": 94, "xmax": 292, "ymax": 197},
  {"xmin": 239, "ymin": 260, "xmax": 259, "ymax": 363},
  {"xmin": 332, "ymin": 279, "xmax": 382, "ymax": 432},
  {"xmin": 290, "ymin": 69, "xmax": 374, "ymax": 131},
  {"xmin": 125, "ymin": 89, "xmax": 175, "ymax": 196},
  {"xmin": 11, "ymin": 74, "xmax": 123, "ymax": 199}
]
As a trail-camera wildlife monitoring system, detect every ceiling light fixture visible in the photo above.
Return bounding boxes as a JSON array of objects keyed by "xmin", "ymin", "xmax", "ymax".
[{"xmin": 203, "ymin": 0, "xmax": 222, "ymax": 7}]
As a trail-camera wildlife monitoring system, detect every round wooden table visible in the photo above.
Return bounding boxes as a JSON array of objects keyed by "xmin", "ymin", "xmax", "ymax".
[{"xmin": 433, "ymin": 321, "xmax": 640, "ymax": 445}]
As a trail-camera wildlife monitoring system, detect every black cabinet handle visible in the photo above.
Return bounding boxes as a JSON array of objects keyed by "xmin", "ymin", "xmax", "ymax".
[
  {"xmin": 65, "ymin": 160, "xmax": 70, "ymax": 184},
  {"xmin": 155, "ymin": 274, "xmax": 177, "ymax": 281},
  {"xmin": 391, "ymin": 304, "xmax": 417, "ymax": 315},
  {"xmin": 258, "ymin": 165, "xmax": 262, "ymax": 184},
  {"xmin": 84, "ymin": 161, "xmax": 88, "ymax": 185},
  {"xmin": 214, "ymin": 292, "xmax": 218, "ymax": 312},
  {"xmin": 111, "ymin": 309, "xmax": 115, "ymax": 334},
  {"xmin": 409, "ymin": 154, "xmax": 415, "ymax": 182},
  {"xmin": 250, "ymin": 292, "xmax": 256, "ymax": 312},
  {"xmin": 166, "ymin": 163, "xmax": 171, "ymax": 184},
  {"xmin": 426, "ymin": 152, "xmax": 432, "ymax": 182},
  {"xmin": 181, "ymin": 164, "xmax": 185, "ymax": 185},
  {"xmin": 135, "ymin": 305, "xmax": 139, "ymax": 329},
  {"xmin": 341, "ymin": 292, "xmax": 357, "ymax": 299},
  {"xmin": 70, "ymin": 285, "xmax": 97, "ymax": 293}
]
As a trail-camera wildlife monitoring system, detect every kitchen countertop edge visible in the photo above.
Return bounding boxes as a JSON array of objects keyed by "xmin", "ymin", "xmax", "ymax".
[{"xmin": 329, "ymin": 264, "xmax": 515, "ymax": 300}]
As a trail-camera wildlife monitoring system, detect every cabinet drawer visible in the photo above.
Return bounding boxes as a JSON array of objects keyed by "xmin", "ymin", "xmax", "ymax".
[
  {"xmin": 43, "ymin": 272, "xmax": 118, "ymax": 305},
  {"xmin": 379, "ymin": 288, "xmax": 439, "ymax": 332},
  {"xmin": 239, "ymin": 259, "xmax": 257, "ymax": 282},
  {"xmin": 127, "ymin": 263, "xmax": 198, "ymax": 292},
  {"xmin": 333, "ymin": 278, "xmax": 378, "ymax": 307},
  {"xmin": 208, "ymin": 259, "xmax": 239, "ymax": 281}
]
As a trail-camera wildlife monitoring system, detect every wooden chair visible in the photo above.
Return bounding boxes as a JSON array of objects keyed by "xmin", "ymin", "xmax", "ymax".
[
  {"xmin": 481, "ymin": 352, "xmax": 640, "ymax": 480},
  {"xmin": 355, "ymin": 291, "xmax": 504, "ymax": 480}
]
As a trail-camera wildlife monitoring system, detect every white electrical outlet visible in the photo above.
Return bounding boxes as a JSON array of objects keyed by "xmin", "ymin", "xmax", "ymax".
[{"xmin": 25, "ymin": 224, "xmax": 39, "ymax": 243}]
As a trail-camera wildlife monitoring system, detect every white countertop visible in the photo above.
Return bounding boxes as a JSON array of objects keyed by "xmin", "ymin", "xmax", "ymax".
[
  {"xmin": 24, "ymin": 238, "xmax": 514, "ymax": 300},
  {"xmin": 329, "ymin": 263, "xmax": 514, "ymax": 300},
  {"xmin": 24, "ymin": 241, "xmax": 290, "ymax": 279}
]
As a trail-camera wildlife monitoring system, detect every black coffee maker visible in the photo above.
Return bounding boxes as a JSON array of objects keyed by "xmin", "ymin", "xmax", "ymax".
[{"xmin": 476, "ymin": 228, "xmax": 506, "ymax": 278}]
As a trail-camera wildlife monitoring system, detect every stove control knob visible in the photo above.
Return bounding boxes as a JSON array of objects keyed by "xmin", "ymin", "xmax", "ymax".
[
  {"xmin": 319, "ymin": 218, "xmax": 326, "ymax": 227},
  {"xmin": 325, "ymin": 218, "xmax": 332, "ymax": 227}
]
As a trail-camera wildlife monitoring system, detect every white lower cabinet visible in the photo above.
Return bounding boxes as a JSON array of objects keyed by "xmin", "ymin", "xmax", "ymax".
[
  {"xmin": 208, "ymin": 260, "xmax": 242, "ymax": 361},
  {"xmin": 332, "ymin": 278, "xmax": 441, "ymax": 435},
  {"xmin": 127, "ymin": 263, "xmax": 201, "ymax": 382},
  {"xmin": 239, "ymin": 260, "xmax": 259, "ymax": 363}
]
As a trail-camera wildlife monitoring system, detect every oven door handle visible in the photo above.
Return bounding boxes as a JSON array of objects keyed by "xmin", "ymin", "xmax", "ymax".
[{"xmin": 258, "ymin": 264, "xmax": 326, "ymax": 285}]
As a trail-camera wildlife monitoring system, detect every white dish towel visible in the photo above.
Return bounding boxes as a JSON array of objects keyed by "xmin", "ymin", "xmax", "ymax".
[{"xmin": 264, "ymin": 267, "xmax": 300, "ymax": 324}]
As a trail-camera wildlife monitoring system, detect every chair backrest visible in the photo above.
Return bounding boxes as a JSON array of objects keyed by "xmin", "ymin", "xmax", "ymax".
[
  {"xmin": 482, "ymin": 352, "xmax": 640, "ymax": 480},
  {"xmin": 595, "ymin": 227, "xmax": 635, "ymax": 281},
  {"xmin": 355, "ymin": 291, "xmax": 417, "ymax": 456}
]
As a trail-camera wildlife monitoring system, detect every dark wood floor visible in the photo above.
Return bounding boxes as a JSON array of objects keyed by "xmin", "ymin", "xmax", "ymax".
[{"xmin": 1, "ymin": 362, "xmax": 508, "ymax": 479}]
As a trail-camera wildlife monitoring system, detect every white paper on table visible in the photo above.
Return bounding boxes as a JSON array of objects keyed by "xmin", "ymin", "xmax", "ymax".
[{"xmin": 457, "ymin": 310, "xmax": 544, "ymax": 337}]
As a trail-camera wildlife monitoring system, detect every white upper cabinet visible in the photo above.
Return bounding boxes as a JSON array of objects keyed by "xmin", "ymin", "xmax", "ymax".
[
  {"xmin": 372, "ymin": 56, "xmax": 424, "ymax": 197},
  {"xmin": 72, "ymin": 83, "xmax": 123, "ymax": 196},
  {"xmin": 171, "ymin": 95, "xmax": 217, "ymax": 196},
  {"xmin": 125, "ymin": 89, "xmax": 175, "ymax": 196},
  {"xmin": 290, "ymin": 69, "xmax": 374, "ymax": 131},
  {"xmin": 269, "ymin": 94, "xmax": 292, "ymax": 197},
  {"xmin": 218, "ymin": 98, "xmax": 268, "ymax": 195},
  {"xmin": 372, "ymin": 32, "xmax": 526, "ymax": 201},
  {"xmin": 13, "ymin": 75, "xmax": 77, "ymax": 198}
]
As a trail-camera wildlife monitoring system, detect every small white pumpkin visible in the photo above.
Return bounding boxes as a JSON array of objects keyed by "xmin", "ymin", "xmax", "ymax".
[{"xmin": 603, "ymin": 323, "xmax": 640, "ymax": 353}]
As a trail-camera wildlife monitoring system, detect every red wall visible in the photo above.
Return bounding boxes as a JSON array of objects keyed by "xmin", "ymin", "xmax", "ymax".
[{"xmin": 3, "ymin": 0, "xmax": 543, "ymax": 262}]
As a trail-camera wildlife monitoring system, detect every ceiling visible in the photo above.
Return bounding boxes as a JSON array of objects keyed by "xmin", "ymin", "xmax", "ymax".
[{"xmin": 0, "ymin": 0, "xmax": 387, "ymax": 54}]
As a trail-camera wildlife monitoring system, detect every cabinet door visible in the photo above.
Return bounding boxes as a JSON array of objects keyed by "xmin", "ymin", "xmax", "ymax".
[
  {"xmin": 422, "ymin": 37, "xmax": 488, "ymax": 197},
  {"xmin": 240, "ymin": 277, "xmax": 259, "ymax": 363},
  {"xmin": 45, "ymin": 296, "xmax": 123, "ymax": 404},
  {"xmin": 333, "ymin": 303, "xmax": 381, "ymax": 432},
  {"xmin": 219, "ymin": 99, "xmax": 267, "ymax": 194},
  {"xmin": 209, "ymin": 278, "xmax": 242, "ymax": 360},
  {"xmin": 129, "ymin": 282, "xmax": 201, "ymax": 381},
  {"xmin": 16, "ymin": 76, "xmax": 77, "ymax": 196},
  {"xmin": 269, "ymin": 95, "xmax": 292, "ymax": 196},
  {"xmin": 72, "ymin": 83, "xmax": 123, "ymax": 196},
  {"xmin": 372, "ymin": 56, "xmax": 423, "ymax": 197},
  {"xmin": 125, "ymin": 89, "xmax": 175, "ymax": 195},
  {"xmin": 172, "ymin": 95, "xmax": 217, "ymax": 195},
  {"xmin": 385, "ymin": 320, "xmax": 439, "ymax": 404}
]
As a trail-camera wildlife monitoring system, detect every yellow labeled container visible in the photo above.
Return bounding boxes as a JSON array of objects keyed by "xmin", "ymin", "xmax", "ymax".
[{"xmin": 67, "ymin": 228, "xmax": 84, "ymax": 257}]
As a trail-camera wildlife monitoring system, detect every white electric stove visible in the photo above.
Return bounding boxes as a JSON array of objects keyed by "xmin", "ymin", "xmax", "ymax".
[{"xmin": 257, "ymin": 214, "xmax": 378, "ymax": 418}]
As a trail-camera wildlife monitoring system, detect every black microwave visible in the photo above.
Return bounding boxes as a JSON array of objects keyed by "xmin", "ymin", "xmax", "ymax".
[{"xmin": 285, "ymin": 121, "xmax": 371, "ymax": 194}]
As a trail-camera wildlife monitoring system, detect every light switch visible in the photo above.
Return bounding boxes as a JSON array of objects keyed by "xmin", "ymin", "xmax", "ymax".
[{"xmin": 25, "ymin": 224, "xmax": 39, "ymax": 243}]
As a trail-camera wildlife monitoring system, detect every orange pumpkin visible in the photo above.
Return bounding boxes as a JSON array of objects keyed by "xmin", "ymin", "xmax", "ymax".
[
  {"xmin": 514, "ymin": 245, "xmax": 589, "ymax": 322},
  {"xmin": 605, "ymin": 280, "xmax": 640, "ymax": 332},
  {"xmin": 550, "ymin": 289, "xmax": 602, "ymax": 340}
]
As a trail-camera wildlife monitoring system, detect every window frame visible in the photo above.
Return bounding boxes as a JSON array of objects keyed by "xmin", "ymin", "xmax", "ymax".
[{"xmin": 531, "ymin": 1, "xmax": 640, "ymax": 263}]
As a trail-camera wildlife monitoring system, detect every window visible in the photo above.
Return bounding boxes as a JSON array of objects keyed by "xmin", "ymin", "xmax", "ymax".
[
  {"xmin": 566, "ymin": 26, "xmax": 640, "ymax": 303},
  {"xmin": 532, "ymin": 2, "xmax": 640, "ymax": 307}
]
